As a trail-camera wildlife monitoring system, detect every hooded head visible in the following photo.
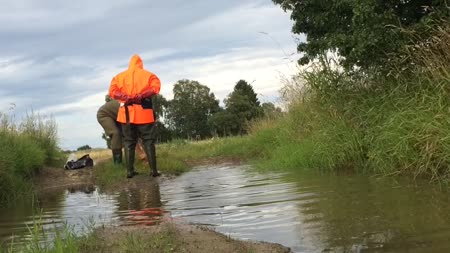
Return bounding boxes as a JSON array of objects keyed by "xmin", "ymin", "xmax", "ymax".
[{"xmin": 128, "ymin": 54, "xmax": 143, "ymax": 69}]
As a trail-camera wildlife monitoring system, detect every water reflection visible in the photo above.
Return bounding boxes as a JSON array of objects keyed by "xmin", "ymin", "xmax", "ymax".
[
  {"xmin": 115, "ymin": 183, "xmax": 164, "ymax": 226},
  {"xmin": 116, "ymin": 183, "xmax": 161, "ymax": 211},
  {"xmin": 0, "ymin": 182, "xmax": 163, "ymax": 248}
]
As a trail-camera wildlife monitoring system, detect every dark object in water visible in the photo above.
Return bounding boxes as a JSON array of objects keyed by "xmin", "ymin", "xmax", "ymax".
[{"xmin": 64, "ymin": 154, "xmax": 94, "ymax": 170}]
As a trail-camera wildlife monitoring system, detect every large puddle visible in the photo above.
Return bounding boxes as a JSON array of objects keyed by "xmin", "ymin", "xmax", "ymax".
[{"xmin": 1, "ymin": 164, "xmax": 450, "ymax": 252}]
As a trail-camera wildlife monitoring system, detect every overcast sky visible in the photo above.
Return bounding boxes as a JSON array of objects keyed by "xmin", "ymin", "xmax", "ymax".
[{"xmin": 0, "ymin": 0, "xmax": 302, "ymax": 150}]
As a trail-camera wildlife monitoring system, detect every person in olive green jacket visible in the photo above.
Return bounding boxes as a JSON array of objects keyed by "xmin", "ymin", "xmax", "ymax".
[{"xmin": 97, "ymin": 99, "xmax": 123, "ymax": 164}]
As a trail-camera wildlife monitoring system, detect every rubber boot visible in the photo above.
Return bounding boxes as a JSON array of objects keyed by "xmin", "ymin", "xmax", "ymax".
[
  {"xmin": 143, "ymin": 142, "xmax": 160, "ymax": 177},
  {"xmin": 112, "ymin": 149, "xmax": 123, "ymax": 164},
  {"xmin": 125, "ymin": 147, "xmax": 136, "ymax": 178}
]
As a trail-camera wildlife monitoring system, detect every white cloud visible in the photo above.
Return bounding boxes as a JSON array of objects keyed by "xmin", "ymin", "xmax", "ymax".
[
  {"xmin": 0, "ymin": 0, "xmax": 301, "ymax": 150},
  {"xmin": 153, "ymin": 47, "xmax": 299, "ymax": 101},
  {"xmin": 0, "ymin": 0, "xmax": 142, "ymax": 32},
  {"xmin": 0, "ymin": 57, "xmax": 32, "ymax": 78}
]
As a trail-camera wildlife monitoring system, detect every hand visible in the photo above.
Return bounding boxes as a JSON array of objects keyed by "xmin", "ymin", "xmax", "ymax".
[
  {"xmin": 139, "ymin": 88, "xmax": 155, "ymax": 99},
  {"xmin": 124, "ymin": 97, "xmax": 134, "ymax": 105},
  {"xmin": 113, "ymin": 91, "xmax": 130, "ymax": 101},
  {"xmin": 132, "ymin": 94, "xmax": 143, "ymax": 104}
]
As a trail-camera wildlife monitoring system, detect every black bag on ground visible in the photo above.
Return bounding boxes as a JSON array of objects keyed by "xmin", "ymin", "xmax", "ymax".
[{"xmin": 64, "ymin": 154, "xmax": 94, "ymax": 170}]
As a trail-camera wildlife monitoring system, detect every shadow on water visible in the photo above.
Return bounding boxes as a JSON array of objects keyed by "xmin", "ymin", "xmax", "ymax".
[{"xmin": 1, "ymin": 164, "xmax": 450, "ymax": 253}]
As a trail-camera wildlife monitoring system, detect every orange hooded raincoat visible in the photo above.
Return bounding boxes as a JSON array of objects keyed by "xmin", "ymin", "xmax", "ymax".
[{"xmin": 109, "ymin": 54, "xmax": 161, "ymax": 124}]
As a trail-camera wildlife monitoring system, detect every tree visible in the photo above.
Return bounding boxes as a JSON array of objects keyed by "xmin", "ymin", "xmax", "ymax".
[
  {"xmin": 151, "ymin": 94, "xmax": 172, "ymax": 143},
  {"xmin": 224, "ymin": 80, "xmax": 262, "ymax": 134},
  {"xmin": 152, "ymin": 94, "xmax": 168, "ymax": 120},
  {"xmin": 208, "ymin": 109, "xmax": 240, "ymax": 137},
  {"xmin": 261, "ymin": 102, "xmax": 282, "ymax": 117},
  {"xmin": 166, "ymin": 79, "xmax": 220, "ymax": 139},
  {"xmin": 77, "ymin": 145, "xmax": 91, "ymax": 151},
  {"xmin": 272, "ymin": 0, "xmax": 449, "ymax": 69},
  {"xmin": 153, "ymin": 121, "xmax": 172, "ymax": 143}
]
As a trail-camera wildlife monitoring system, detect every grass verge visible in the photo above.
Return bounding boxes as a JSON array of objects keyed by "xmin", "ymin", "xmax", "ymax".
[{"xmin": 0, "ymin": 112, "xmax": 62, "ymax": 206}]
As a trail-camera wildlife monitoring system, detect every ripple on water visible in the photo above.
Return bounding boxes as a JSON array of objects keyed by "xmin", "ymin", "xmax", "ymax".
[
  {"xmin": 2, "ymin": 164, "xmax": 450, "ymax": 253},
  {"xmin": 159, "ymin": 164, "xmax": 325, "ymax": 253}
]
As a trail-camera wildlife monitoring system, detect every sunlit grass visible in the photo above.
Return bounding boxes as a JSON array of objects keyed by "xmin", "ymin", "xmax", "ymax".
[{"xmin": 74, "ymin": 149, "xmax": 111, "ymax": 161}]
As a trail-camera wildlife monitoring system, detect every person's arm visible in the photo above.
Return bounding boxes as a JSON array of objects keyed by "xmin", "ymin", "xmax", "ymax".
[
  {"xmin": 147, "ymin": 74, "xmax": 161, "ymax": 95},
  {"xmin": 109, "ymin": 76, "xmax": 131, "ymax": 103},
  {"xmin": 131, "ymin": 74, "xmax": 161, "ymax": 103}
]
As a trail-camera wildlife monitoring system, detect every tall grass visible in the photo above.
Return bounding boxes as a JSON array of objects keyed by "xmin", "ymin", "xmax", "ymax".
[
  {"xmin": 0, "ymin": 214, "xmax": 95, "ymax": 253},
  {"xmin": 0, "ymin": 112, "xmax": 60, "ymax": 205},
  {"xmin": 19, "ymin": 112, "xmax": 59, "ymax": 165},
  {"xmin": 245, "ymin": 24, "xmax": 450, "ymax": 180}
]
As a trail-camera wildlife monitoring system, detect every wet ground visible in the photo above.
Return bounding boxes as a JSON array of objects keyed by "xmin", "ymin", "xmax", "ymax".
[{"xmin": 1, "ymin": 163, "xmax": 450, "ymax": 252}]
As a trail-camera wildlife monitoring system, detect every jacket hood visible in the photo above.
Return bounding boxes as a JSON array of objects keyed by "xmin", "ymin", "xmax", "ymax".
[{"xmin": 128, "ymin": 54, "xmax": 143, "ymax": 69}]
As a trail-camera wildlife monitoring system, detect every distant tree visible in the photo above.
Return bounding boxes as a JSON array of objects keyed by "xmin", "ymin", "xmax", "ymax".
[
  {"xmin": 208, "ymin": 109, "xmax": 240, "ymax": 137},
  {"xmin": 224, "ymin": 80, "xmax": 262, "ymax": 134},
  {"xmin": 166, "ymin": 79, "xmax": 220, "ymax": 139},
  {"xmin": 151, "ymin": 94, "xmax": 171, "ymax": 143},
  {"xmin": 153, "ymin": 121, "xmax": 172, "ymax": 143},
  {"xmin": 152, "ymin": 94, "xmax": 168, "ymax": 120},
  {"xmin": 261, "ymin": 102, "xmax": 282, "ymax": 117},
  {"xmin": 77, "ymin": 145, "xmax": 91, "ymax": 151},
  {"xmin": 272, "ymin": 0, "xmax": 449, "ymax": 69}
]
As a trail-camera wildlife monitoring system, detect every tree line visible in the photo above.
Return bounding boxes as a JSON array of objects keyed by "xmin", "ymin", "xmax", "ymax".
[{"xmin": 158, "ymin": 79, "xmax": 281, "ymax": 141}]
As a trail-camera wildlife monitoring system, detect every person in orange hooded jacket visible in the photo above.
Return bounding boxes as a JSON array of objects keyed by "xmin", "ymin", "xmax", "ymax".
[{"xmin": 109, "ymin": 54, "xmax": 161, "ymax": 178}]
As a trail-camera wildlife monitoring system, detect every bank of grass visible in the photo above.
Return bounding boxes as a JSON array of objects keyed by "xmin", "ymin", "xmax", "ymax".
[
  {"xmin": 2, "ymin": 225, "xmax": 180, "ymax": 253},
  {"xmin": 0, "ymin": 219, "xmax": 177, "ymax": 253},
  {"xmin": 0, "ymin": 112, "xmax": 62, "ymax": 206},
  {"xmin": 246, "ymin": 25, "xmax": 450, "ymax": 180},
  {"xmin": 82, "ymin": 224, "xmax": 181, "ymax": 253},
  {"xmin": 1, "ymin": 217, "xmax": 288, "ymax": 253}
]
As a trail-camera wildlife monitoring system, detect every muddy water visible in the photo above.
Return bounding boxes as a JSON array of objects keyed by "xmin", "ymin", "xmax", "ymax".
[
  {"xmin": 161, "ymin": 165, "xmax": 450, "ymax": 252},
  {"xmin": 1, "ymin": 164, "xmax": 450, "ymax": 252}
]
